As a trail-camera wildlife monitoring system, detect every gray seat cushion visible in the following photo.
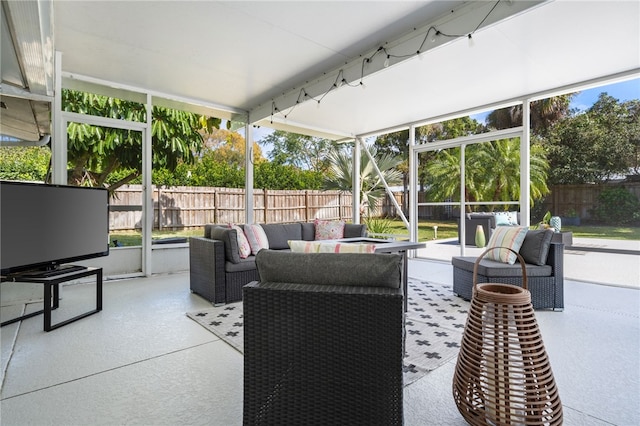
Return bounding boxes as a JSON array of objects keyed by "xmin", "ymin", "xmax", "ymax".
[
  {"xmin": 225, "ymin": 256, "xmax": 256, "ymax": 273},
  {"xmin": 451, "ymin": 256, "xmax": 552, "ymax": 277},
  {"xmin": 256, "ymin": 250, "xmax": 402, "ymax": 288},
  {"xmin": 344, "ymin": 223, "xmax": 368, "ymax": 238}
]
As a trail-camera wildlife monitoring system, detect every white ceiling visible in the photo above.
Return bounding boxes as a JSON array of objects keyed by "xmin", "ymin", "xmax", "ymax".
[{"xmin": 2, "ymin": 1, "xmax": 640, "ymax": 142}]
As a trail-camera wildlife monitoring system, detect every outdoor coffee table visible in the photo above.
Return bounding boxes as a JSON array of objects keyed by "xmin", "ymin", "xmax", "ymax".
[{"xmin": 331, "ymin": 237, "xmax": 426, "ymax": 311}]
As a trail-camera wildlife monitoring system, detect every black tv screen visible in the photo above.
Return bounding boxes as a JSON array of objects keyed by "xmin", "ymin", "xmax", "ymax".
[{"xmin": 1, "ymin": 181, "xmax": 109, "ymax": 275}]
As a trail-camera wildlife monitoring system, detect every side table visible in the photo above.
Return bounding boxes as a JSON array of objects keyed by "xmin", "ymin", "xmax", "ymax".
[
  {"xmin": 1, "ymin": 266, "xmax": 102, "ymax": 332},
  {"xmin": 551, "ymin": 231, "xmax": 573, "ymax": 247}
]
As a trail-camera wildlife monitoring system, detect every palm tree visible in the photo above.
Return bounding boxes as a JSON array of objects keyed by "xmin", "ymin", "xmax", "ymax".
[
  {"xmin": 486, "ymin": 95, "xmax": 573, "ymax": 136},
  {"xmin": 424, "ymin": 139, "xmax": 549, "ymax": 212},
  {"xmin": 323, "ymin": 145, "xmax": 403, "ymax": 219}
]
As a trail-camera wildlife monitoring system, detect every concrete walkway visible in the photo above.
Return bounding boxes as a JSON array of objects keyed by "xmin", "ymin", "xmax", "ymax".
[{"xmin": 417, "ymin": 237, "xmax": 640, "ymax": 289}]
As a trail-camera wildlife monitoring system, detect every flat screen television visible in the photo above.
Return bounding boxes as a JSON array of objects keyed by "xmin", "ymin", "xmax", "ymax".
[{"xmin": 1, "ymin": 181, "xmax": 109, "ymax": 275}]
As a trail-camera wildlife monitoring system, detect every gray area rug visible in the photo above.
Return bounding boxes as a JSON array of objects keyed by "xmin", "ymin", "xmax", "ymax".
[{"xmin": 187, "ymin": 278, "xmax": 469, "ymax": 386}]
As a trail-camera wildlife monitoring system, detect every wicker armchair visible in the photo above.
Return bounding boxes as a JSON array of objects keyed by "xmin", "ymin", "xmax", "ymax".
[
  {"xmin": 243, "ymin": 250, "xmax": 404, "ymax": 426},
  {"xmin": 452, "ymin": 241, "xmax": 564, "ymax": 310}
]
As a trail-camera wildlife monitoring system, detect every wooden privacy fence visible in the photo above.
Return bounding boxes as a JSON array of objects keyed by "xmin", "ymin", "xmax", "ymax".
[
  {"xmin": 542, "ymin": 181, "xmax": 640, "ymax": 220},
  {"xmin": 109, "ymin": 181, "xmax": 640, "ymax": 230},
  {"xmin": 109, "ymin": 185, "xmax": 355, "ymax": 230}
]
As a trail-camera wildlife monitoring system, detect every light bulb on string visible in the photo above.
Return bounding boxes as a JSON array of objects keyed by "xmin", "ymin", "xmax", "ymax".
[
  {"xmin": 468, "ymin": 34, "xmax": 474, "ymax": 47},
  {"xmin": 384, "ymin": 55, "xmax": 390, "ymax": 68}
]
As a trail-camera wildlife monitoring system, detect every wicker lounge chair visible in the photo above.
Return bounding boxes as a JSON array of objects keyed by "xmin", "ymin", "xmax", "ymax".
[
  {"xmin": 243, "ymin": 250, "xmax": 404, "ymax": 426},
  {"xmin": 452, "ymin": 238, "xmax": 564, "ymax": 311}
]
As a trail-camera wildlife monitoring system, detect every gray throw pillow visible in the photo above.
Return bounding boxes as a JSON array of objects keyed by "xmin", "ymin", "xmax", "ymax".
[
  {"xmin": 261, "ymin": 223, "xmax": 302, "ymax": 249},
  {"xmin": 300, "ymin": 222, "xmax": 315, "ymax": 241},
  {"xmin": 519, "ymin": 229, "xmax": 553, "ymax": 266},
  {"xmin": 209, "ymin": 226, "xmax": 241, "ymax": 263}
]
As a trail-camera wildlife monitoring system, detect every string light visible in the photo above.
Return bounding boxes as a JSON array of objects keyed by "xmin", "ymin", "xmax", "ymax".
[{"xmin": 269, "ymin": 0, "xmax": 502, "ymax": 123}]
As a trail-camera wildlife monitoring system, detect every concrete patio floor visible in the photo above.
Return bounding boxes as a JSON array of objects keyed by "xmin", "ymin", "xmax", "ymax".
[
  {"xmin": 1, "ymin": 246, "xmax": 639, "ymax": 425},
  {"xmin": 418, "ymin": 237, "xmax": 640, "ymax": 289}
]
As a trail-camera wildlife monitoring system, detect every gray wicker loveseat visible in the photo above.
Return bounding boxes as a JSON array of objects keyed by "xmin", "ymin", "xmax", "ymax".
[
  {"xmin": 452, "ymin": 229, "xmax": 564, "ymax": 310},
  {"xmin": 243, "ymin": 250, "xmax": 404, "ymax": 425},
  {"xmin": 189, "ymin": 221, "xmax": 367, "ymax": 305}
]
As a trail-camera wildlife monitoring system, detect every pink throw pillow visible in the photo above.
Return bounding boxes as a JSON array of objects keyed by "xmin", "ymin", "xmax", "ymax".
[
  {"xmin": 314, "ymin": 219, "xmax": 345, "ymax": 240},
  {"xmin": 228, "ymin": 224, "xmax": 251, "ymax": 259}
]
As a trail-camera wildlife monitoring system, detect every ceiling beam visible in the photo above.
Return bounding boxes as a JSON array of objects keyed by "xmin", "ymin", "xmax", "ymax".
[{"xmin": 248, "ymin": 0, "xmax": 545, "ymax": 125}]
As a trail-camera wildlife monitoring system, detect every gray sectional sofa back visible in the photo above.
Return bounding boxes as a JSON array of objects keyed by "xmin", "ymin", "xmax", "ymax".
[{"xmin": 190, "ymin": 222, "xmax": 368, "ymax": 304}]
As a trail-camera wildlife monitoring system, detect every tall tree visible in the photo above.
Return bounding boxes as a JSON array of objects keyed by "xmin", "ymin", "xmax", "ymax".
[
  {"xmin": 486, "ymin": 95, "xmax": 573, "ymax": 136},
  {"xmin": 201, "ymin": 128, "xmax": 265, "ymax": 166},
  {"xmin": 545, "ymin": 94, "xmax": 639, "ymax": 184},
  {"xmin": 323, "ymin": 145, "xmax": 403, "ymax": 218},
  {"xmin": 63, "ymin": 90, "xmax": 217, "ymax": 190},
  {"xmin": 259, "ymin": 130, "xmax": 339, "ymax": 172}
]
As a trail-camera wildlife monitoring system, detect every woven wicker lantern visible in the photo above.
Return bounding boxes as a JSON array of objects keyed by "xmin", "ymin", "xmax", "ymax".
[{"xmin": 453, "ymin": 247, "xmax": 563, "ymax": 426}]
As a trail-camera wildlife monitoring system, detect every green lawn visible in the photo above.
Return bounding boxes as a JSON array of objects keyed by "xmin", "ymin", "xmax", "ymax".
[
  {"xmin": 110, "ymin": 228, "xmax": 204, "ymax": 247},
  {"xmin": 383, "ymin": 220, "xmax": 640, "ymax": 242},
  {"xmin": 109, "ymin": 220, "xmax": 639, "ymax": 247}
]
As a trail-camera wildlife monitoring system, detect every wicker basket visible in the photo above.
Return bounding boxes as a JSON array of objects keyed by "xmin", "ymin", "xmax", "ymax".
[{"xmin": 452, "ymin": 247, "xmax": 563, "ymax": 426}]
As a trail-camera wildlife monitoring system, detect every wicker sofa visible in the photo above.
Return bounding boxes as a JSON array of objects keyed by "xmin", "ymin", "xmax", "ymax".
[
  {"xmin": 451, "ymin": 230, "xmax": 564, "ymax": 310},
  {"xmin": 243, "ymin": 250, "xmax": 404, "ymax": 425},
  {"xmin": 189, "ymin": 222, "xmax": 367, "ymax": 305}
]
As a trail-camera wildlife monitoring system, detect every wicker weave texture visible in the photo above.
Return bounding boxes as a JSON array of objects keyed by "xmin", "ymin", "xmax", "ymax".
[
  {"xmin": 453, "ymin": 248, "xmax": 563, "ymax": 426},
  {"xmin": 225, "ymin": 269, "xmax": 260, "ymax": 303},
  {"xmin": 189, "ymin": 237, "xmax": 227, "ymax": 304},
  {"xmin": 243, "ymin": 282, "xmax": 404, "ymax": 426}
]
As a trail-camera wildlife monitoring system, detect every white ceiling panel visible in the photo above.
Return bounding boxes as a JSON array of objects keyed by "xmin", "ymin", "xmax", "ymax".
[
  {"xmin": 3, "ymin": 1, "xmax": 639, "ymax": 142},
  {"xmin": 256, "ymin": 0, "xmax": 640, "ymax": 138}
]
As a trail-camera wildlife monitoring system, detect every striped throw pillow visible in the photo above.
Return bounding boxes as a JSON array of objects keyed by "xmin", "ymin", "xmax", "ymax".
[
  {"xmin": 288, "ymin": 240, "xmax": 376, "ymax": 253},
  {"xmin": 484, "ymin": 226, "xmax": 528, "ymax": 264},
  {"xmin": 244, "ymin": 224, "xmax": 269, "ymax": 255}
]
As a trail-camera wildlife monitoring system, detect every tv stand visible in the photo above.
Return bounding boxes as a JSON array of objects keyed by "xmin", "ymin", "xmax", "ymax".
[{"xmin": 1, "ymin": 266, "xmax": 102, "ymax": 332}]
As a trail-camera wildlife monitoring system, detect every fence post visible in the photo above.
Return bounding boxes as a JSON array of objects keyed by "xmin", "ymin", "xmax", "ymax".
[
  {"xmin": 264, "ymin": 189, "xmax": 268, "ymax": 224},
  {"xmin": 157, "ymin": 186, "xmax": 162, "ymax": 230},
  {"xmin": 305, "ymin": 190, "xmax": 309, "ymax": 223},
  {"xmin": 214, "ymin": 189, "xmax": 218, "ymax": 224}
]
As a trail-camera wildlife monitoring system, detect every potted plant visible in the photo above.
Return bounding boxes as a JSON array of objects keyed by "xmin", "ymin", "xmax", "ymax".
[
  {"xmin": 537, "ymin": 211, "xmax": 562, "ymax": 232},
  {"xmin": 561, "ymin": 209, "xmax": 581, "ymax": 226},
  {"xmin": 538, "ymin": 211, "xmax": 553, "ymax": 230}
]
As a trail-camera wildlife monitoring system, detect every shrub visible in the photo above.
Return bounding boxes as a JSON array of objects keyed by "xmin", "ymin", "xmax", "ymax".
[
  {"xmin": 592, "ymin": 187, "xmax": 640, "ymax": 225},
  {"xmin": 364, "ymin": 216, "xmax": 394, "ymax": 235},
  {"xmin": 0, "ymin": 147, "xmax": 51, "ymax": 182}
]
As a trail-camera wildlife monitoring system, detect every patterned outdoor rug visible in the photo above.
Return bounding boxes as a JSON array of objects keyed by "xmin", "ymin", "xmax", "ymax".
[{"xmin": 186, "ymin": 278, "xmax": 469, "ymax": 386}]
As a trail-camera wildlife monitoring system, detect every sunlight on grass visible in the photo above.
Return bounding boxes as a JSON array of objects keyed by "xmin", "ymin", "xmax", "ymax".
[{"xmin": 108, "ymin": 221, "xmax": 639, "ymax": 247}]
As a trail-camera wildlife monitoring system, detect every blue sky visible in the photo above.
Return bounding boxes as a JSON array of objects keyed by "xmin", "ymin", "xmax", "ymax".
[
  {"xmin": 570, "ymin": 78, "xmax": 640, "ymax": 112},
  {"xmin": 251, "ymin": 78, "xmax": 640, "ymax": 151},
  {"xmin": 471, "ymin": 78, "xmax": 640, "ymax": 124}
]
